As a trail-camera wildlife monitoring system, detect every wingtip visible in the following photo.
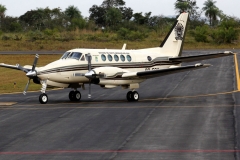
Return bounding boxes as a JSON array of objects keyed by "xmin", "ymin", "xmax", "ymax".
[
  {"xmin": 224, "ymin": 51, "xmax": 234, "ymax": 55},
  {"xmin": 203, "ymin": 64, "xmax": 212, "ymax": 67},
  {"xmin": 195, "ymin": 63, "xmax": 212, "ymax": 67}
]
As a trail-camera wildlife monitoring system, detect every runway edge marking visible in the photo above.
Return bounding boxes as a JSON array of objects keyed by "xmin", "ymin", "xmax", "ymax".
[{"xmin": 234, "ymin": 54, "xmax": 240, "ymax": 91}]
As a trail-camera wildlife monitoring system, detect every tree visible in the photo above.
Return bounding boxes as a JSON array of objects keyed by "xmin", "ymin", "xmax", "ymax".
[
  {"xmin": 0, "ymin": 4, "xmax": 6, "ymax": 18},
  {"xmin": 133, "ymin": 12, "xmax": 145, "ymax": 25},
  {"xmin": 19, "ymin": 10, "xmax": 45, "ymax": 30},
  {"xmin": 174, "ymin": 0, "xmax": 201, "ymax": 21},
  {"xmin": 105, "ymin": 7, "xmax": 122, "ymax": 28},
  {"xmin": 202, "ymin": 0, "xmax": 221, "ymax": 26},
  {"xmin": 0, "ymin": 4, "xmax": 7, "ymax": 28},
  {"xmin": 19, "ymin": 7, "xmax": 66, "ymax": 31},
  {"xmin": 133, "ymin": 12, "xmax": 152, "ymax": 25},
  {"xmin": 64, "ymin": 5, "xmax": 82, "ymax": 20},
  {"xmin": 119, "ymin": 7, "xmax": 133, "ymax": 21},
  {"xmin": 89, "ymin": 0, "xmax": 133, "ymax": 27},
  {"xmin": 174, "ymin": 1, "xmax": 189, "ymax": 14},
  {"xmin": 89, "ymin": 5, "xmax": 107, "ymax": 26},
  {"xmin": 211, "ymin": 16, "xmax": 239, "ymax": 43},
  {"xmin": 101, "ymin": 0, "xmax": 125, "ymax": 8},
  {"xmin": 64, "ymin": 6, "xmax": 86, "ymax": 30}
]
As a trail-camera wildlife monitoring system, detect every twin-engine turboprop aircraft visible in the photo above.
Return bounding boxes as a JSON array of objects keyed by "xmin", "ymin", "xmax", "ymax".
[{"xmin": 0, "ymin": 13, "xmax": 234, "ymax": 104}]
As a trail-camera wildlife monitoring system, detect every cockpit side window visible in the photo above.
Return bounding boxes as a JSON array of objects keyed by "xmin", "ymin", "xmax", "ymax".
[
  {"xmin": 61, "ymin": 52, "xmax": 71, "ymax": 59},
  {"xmin": 80, "ymin": 55, "xmax": 85, "ymax": 61},
  {"xmin": 68, "ymin": 52, "xmax": 82, "ymax": 60}
]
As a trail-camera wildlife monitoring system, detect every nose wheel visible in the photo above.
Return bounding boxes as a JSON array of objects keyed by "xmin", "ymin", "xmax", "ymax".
[
  {"xmin": 69, "ymin": 90, "xmax": 81, "ymax": 101},
  {"xmin": 126, "ymin": 91, "xmax": 139, "ymax": 102},
  {"xmin": 39, "ymin": 93, "xmax": 48, "ymax": 104}
]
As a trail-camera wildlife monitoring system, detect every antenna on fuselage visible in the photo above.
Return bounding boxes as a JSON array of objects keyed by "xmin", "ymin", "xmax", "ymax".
[{"xmin": 122, "ymin": 43, "xmax": 127, "ymax": 50}]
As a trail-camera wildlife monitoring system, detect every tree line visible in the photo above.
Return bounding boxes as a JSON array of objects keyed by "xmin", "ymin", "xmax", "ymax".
[{"xmin": 0, "ymin": 0, "xmax": 239, "ymax": 44}]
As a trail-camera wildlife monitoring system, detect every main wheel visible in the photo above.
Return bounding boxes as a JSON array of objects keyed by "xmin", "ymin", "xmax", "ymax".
[
  {"xmin": 39, "ymin": 93, "xmax": 48, "ymax": 104},
  {"xmin": 127, "ymin": 91, "xmax": 132, "ymax": 102},
  {"xmin": 132, "ymin": 91, "xmax": 139, "ymax": 101},
  {"xmin": 69, "ymin": 91, "xmax": 81, "ymax": 101},
  {"xmin": 75, "ymin": 91, "xmax": 81, "ymax": 101},
  {"xmin": 69, "ymin": 91, "xmax": 75, "ymax": 101}
]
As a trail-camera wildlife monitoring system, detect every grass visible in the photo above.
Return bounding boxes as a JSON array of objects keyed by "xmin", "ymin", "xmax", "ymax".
[{"xmin": 0, "ymin": 30, "xmax": 239, "ymax": 51}]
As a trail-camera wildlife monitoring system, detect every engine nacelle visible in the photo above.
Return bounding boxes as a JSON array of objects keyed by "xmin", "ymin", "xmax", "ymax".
[
  {"xmin": 92, "ymin": 67, "xmax": 129, "ymax": 79},
  {"xmin": 88, "ymin": 67, "xmax": 143, "ymax": 87}
]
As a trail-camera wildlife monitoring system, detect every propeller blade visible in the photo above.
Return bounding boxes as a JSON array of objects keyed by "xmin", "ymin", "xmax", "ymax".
[
  {"xmin": 32, "ymin": 54, "xmax": 39, "ymax": 71},
  {"xmin": 87, "ymin": 53, "xmax": 92, "ymax": 71},
  {"xmin": 86, "ymin": 53, "xmax": 92, "ymax": 99},
  {"xmin": 16, "ymin": 64, "xmax": 29, "ymax": 73},
  {"xmin": 23, "ymin": 79, "xmax": 31, "ymax": 95},
  {"xmin": 88, "ymin": 82, "xmax": 91, "ymax": 98}
]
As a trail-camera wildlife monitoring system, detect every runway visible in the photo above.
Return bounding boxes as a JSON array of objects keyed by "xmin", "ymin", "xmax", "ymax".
[{"xmin": 0, "ymin": 51, "xmax": 240, "ymax": 160}]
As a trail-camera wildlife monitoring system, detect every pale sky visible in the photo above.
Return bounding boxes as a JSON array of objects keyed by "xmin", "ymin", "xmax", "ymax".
[{"xmin": 0, "ymin": 0, "xmax": 239, "ymax": 18}]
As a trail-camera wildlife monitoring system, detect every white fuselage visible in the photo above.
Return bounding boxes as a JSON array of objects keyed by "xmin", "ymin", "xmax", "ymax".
[{"xmin": 34, "ymin": 48, "xmax": 180, "ymax": 88}]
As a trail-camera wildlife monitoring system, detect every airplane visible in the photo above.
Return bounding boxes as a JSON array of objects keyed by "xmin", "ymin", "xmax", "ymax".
[{"xmin": 0, "ymin": 12, "xmax": 234, "ymax": 104}]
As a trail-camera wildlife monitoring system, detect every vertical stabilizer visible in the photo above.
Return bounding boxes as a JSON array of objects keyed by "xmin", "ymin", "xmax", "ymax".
[{"xmin": 160, "ymin": 13, "xmax": 189, "ymax": 57}]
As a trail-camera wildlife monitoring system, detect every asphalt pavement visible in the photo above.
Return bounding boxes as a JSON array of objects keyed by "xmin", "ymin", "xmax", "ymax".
[{"xmin": 0, "ymin": 50, "xmax": 239, "ymax": 160}]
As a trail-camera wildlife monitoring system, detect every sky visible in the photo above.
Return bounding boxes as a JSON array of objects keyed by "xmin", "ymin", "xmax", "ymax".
[{"xmin": 0, "ymin": 0, "xmax": 240, "ymax": 18}]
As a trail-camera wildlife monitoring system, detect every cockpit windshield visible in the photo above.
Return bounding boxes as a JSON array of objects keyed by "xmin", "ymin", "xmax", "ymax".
[
  {"xmin": 60, "ymin": 52, "xmax": 83, "ymax": 60},
  {"xmin": 61, "ymin": 52, "xmax": 70, "ymax": 59},
  {"xmin": 68, "ymin": 52, "xmax": 82, "ymax": 60}
]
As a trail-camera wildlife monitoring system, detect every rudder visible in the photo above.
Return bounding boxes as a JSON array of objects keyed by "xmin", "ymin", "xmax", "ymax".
[{"xmin": 160, "ymin": 13, "xmax": 189, "ymax": 57}]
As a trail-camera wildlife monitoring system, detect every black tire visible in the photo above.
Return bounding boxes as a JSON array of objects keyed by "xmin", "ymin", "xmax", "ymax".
[
  {"xmin": 127, "ymin": 91, "xmax": 133, "ymax": 102},
  {"xmin": 132, "ymin": 91, "xmax": 139, "ymax": 101},
  {"xmin": 75, "ymin": 91, "xmax": 81, "ymax": 101},
  {"xmin": 39, "ymin": 93, "xmax": 48, "ymax": 104},
  {"xmin": 69, "ymin": 91, "xmax": 75, "ymax": 101}
]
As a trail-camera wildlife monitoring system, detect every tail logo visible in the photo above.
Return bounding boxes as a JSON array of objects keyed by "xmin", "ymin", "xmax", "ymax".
[{"xmin": 175, "ymin": 23, "xmax": 184, "ymax": 40}]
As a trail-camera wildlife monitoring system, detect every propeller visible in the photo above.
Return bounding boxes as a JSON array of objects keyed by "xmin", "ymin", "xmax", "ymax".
[
  {"xmin": 16, "ymin": 64, "xmax": 29, "ymax": 73},
  {"xmin": 85, "ymin": 54, "xmax": 104, "ymax": 98},
  {"xmin": 23, "ymin": 54, "xmax": 39, "ymax": 95},
  {"xmin": 85, "ymin": 53, "xmax": 92, "ymax": 98}
]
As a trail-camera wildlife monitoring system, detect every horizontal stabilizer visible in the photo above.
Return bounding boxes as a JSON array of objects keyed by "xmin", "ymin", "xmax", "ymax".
[
  {"xmin": 122, "ymin": 63, "xmax": 211, "ymax": 79},
  {"xmin": 169, "ymin": 51, "xmax": 234, "ymax": 63}
]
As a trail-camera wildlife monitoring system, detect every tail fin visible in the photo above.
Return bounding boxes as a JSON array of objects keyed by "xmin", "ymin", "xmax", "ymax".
[{"xmin": 160, "ymin": 13, "xmax": 189, "ymax": 57}]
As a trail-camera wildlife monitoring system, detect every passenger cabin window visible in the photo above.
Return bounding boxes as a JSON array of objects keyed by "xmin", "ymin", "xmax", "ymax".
[
  {"xmin": 114, "ymin": 55, "xmax": 119, "ymax": 62},
  {"xmin": 147, "ymin": 56, "xmax": 152, "ymax": 61},
  {"xmin": 101, "ymin": 54, "xmax": 106, "ymax": 61},
  {"xmin": 126, "ymin": 55, "xmax": 132, "ymax": 62},
  {"xmin": 108, "ymin": 55, "xmax": 113, "ymax": 61},
  {"xmin": 68, "ymin": 52, "xmax": 82, "ymax": 60},
  {"xmin": 120, "ymin": 55, "xmax": 125, "ymax": 62},
  {"xmin": 61, "ymin": 52, "xmax": 71, "ymax": 59}
]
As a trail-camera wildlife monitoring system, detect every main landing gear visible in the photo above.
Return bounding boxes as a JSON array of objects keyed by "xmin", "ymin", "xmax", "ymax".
[
  {"xmin": 69, "ymin": 90, "xmax": 81, "ymax": 101},
  {"xmin": 126, "ymin": 91, "xmax": 139, "ymax": 102}
]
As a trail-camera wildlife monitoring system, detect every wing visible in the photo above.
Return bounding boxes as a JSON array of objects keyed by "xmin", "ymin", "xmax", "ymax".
[
  {"xmin": 168, "ymin": 51, "xmax": 233, "ymax": 63},
  {"xmin": 0, "ymin": 63, "xmax": 31, "ymax": 73},
  {"xmin": 122, "ymin": 63, "xmax": 211, "ymax": 79}
]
